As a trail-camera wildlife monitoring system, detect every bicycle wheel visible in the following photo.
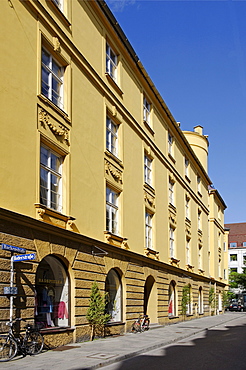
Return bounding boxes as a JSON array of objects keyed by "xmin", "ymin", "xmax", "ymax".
[
  {"xmin": 26, "ymin": 332, "xmax": 44, "ymax": 355},
  {"xmin": 131, "ymin": 322, "xmax": 141, "ymax": 333},
  {"xmin": 0, "ymin": 336, "xmax": 18, "ymax": 362}
]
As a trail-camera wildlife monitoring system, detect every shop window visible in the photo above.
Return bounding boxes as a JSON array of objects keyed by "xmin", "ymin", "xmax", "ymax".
[
  {"xmin": 168, "ymin": 281, "xmax": 176, "ymax": 317},
  {"xmin": 35, "ymin": 255, "xmax": 69, "ymax": 328},
  {"xmin": 198, "ymin": 287, "xmax": 203, "ymax": 314},
  {"xmin": 105, "ymin": 269, "xmax": 122, "ymax": 322}
]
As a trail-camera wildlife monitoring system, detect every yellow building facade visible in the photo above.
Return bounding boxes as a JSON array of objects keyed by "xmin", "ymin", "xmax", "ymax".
[{"xmin": 0, "ymin": 0, "xmax": 227, "ymax": 345}]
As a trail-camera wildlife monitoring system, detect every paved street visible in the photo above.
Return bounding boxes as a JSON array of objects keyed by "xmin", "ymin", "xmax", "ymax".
[{"xmin": 1, "ymin": 312, "xmax": 245, "ymax": 370}]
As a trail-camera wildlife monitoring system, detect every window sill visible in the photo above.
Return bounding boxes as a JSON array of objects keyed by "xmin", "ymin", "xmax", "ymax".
[
  {"xmin": 105, "ymin": 73, "xmax": 123, "ymax": 96},
  {"xmin": 198, "ymin": 268, "xmax": 205, "ymax": 274},
  {"xmin": 38, "ymin": 94, "xmax": 70, "ymax": 124},
  {"xmin": 185, "ymin": 175, "xmax": 191, "ymax": 183},
  {"xmin": 104, "ymin": 231, "xmax": 129, "ymax": 249},
  {"xmin": 168, "ymin": 315, "xmax": 179, "ymax": 320},
  {"xmin": 35, "ymin": 203, "xmax": 76, "ymax": 231},
  {"xmin": 169, "ymin": 203, "xmax": 176, "ymax": 213},
  {"xmin": 168, "ymin": 153, "xmax": 176, "ymax": 164},
  {"xmin": 198, "ymin": 191, "xmax": 202, "ymax": 198},
  {"xmin": 170, "ymin": 257, "xmax": 180, "ymax": 265},
  {"xmin": 105, "ymin": 321, "xmax": 125, "ymax": 327},
  {"xmin": 144, "ymin": 182, "xmax": 155, "ymax": 195},
  {"xmin": 40, "ymin": 326, "xmax": 74, "ymax": 334},
  {"xmin": 105, "ymin": 150, "xmax": 124, "ymax": 169},
  {"xmin": 143, "ymin": 120, "xmax": 155, "ymax": 136},
  {"xmin": 144, "ymin": 247, "xmax": 159, "ymax": 260},
  {"xmin": 185, "ymin": 217, "xmax": 191, "ymax": 225},
  {"xmin": 198, "ymin": 229, "xmax": 203, "ymax": 237},
  {"xmin": 186, "ymin": 264, "xmax": 194, "ymax": 270}
]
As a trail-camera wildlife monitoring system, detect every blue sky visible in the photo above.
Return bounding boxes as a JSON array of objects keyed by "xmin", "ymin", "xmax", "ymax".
[{"xmin": 106, "ymin": 0, "xmax": 246, "ymax": 224}]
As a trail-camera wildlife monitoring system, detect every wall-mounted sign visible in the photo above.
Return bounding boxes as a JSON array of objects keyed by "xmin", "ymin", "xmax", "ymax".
[
  {"xmin": 4, "ymin": 287, "xmax": 18, "ymax": 295},
  {"xmin": 12, "ymin": 253, "xmax": 36, "ymax": 262},
  {"xmin": 1, "ymin": 243, "xmax": 26, "ymax": 254}
]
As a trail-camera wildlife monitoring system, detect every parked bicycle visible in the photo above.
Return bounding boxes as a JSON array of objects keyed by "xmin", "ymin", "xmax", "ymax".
[
  {"xmin": 0, "ymin": 318, "xmax": 44, "ymax": 362},
  {"xmin": 131, "ymin": 314, "xmax": 150, "ymax": 333}
]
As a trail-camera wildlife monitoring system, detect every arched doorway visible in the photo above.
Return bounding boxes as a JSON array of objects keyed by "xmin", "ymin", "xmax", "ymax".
[
  {"xmin": 105, "ymin": 269, "xmax": 122, "ymax": 322},
  {"xmin": 144, "ymin": 275, "xmax": 157, "ymax": 323},
  {"xmin": 35, "ymin": 255, "xmax": 69, "ymax": 328}
]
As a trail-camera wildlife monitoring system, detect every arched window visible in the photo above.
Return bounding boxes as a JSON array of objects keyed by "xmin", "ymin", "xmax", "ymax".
[
  {"xmin": 35, "ymin": 255, "xmax": 69, "ymax": 328},
  {"xmin": 168, "ymin": 281, "xmax": 176, "ymax": 317},
  {"xmin": 105, "ymin": 269, "xmax": 122, "ymax": 322},
  {"xmin": 186, "ymin": 284, "xmax": 192, "ymax": 315},
  {"xmin": 198, "ymin": 287, "xmax": 203, "ymax": 314}
]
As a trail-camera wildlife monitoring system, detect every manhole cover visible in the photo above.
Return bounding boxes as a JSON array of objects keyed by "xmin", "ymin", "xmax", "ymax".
[
  {"xmin": 53, "ymin": 345, "xmax": 80, "ymax": 351},
  {"xmin": 87, "ymin": 353, "xmax": 117, "ymax": 360}
]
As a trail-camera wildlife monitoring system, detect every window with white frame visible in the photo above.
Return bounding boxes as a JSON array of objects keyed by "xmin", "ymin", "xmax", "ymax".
[
  {"xmin": 229, "ymin": 242, "xmax": 237, "ymax": 248},
  {"xmin": 198, "ymin": 245, "xmax": 203, "ymax": 270},
  {"xmin": 169, "ymin": 178, "xmax": 175, "ymax": 206},
  {"xmin": 168, "ymin": 281, "xmax": 176, "ymax": 317},
  {"xmin": 106, "ymin": 186, "xmax": 119, "ymax": 234},
  {"xmin": 197, "ymin": 175, "xmax": 201, "ymax": 194},
  {"xmin": 198, "ymin": 210, "xmax": 201, "ymax": 230},
  {"xmin": 186, "ymin": 238, "xmax": 191, "ymax": 266},
  {"xmin": 144, "ymin": 154, "xmax": 152, "ymax": 186},
  {"xmin": 106, "ymin": 116, "xmax": 118, "ymax": 157},
  {"xmin": 168, "ymin": 132, "xmax": 173, "ymax": 156},
  {"xmin": 184, "ymin": 157, "xmax": 189, "ymax": 178},
  {"xmin": 186, "ymin": 284, "xmax": 192, "ymax": 315},
  {"xmin": 185, "ymin": 196, "xmax": 190, "ymax": 220},
  {"xmin": 145, "ymin": 211, "xmax": 153, "ymax": 249},
  {"xmin": 169, "ymin": 226, "xmax": 175, "ymax": 258},
  {"xmin": 40, "ymin": 145, "xmax": 63, "ymax": 212},
  {"xmin": 41, "ymin": 48, "xmax": 64, "ymax": 109},
  {"xmin": 230, "ymin": 254, "xmax": 237, "ymax": 261},
  {"xmin": 143, "ymin": 96, "xmax": 151, "ymax": 125},
  {"xmin": 106, "ymin": 43, "xmax": 117, "ymax": 82}
]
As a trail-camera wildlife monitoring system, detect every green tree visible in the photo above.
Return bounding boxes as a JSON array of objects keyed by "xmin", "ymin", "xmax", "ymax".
[
  {"xmin": 86, "ymin": 281, "xmax": 111, "ymax": 341},
  {"xmin": 229, "ymin": 270, "xmax": 246, "ymax": 290},
  {"xmin": 209, "ymin": 287, "xmax": 216, "ymax": 313}
]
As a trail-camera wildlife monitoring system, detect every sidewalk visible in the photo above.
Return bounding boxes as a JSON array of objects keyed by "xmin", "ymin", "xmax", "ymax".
[{"xmin": 1, "ymin": 312, "xmax": 244, "ymax": 370}]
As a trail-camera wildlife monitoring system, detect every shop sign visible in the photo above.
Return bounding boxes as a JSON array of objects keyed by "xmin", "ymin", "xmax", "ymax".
[
  {"xmin": 1, "ymin": 243, "xmax": 26, "ymax": 254},
  {"xmin": 4, "ymin": 287, "xmax": 18, "ymax": 295},
  {"xmin": 12, "ymin": 253, "xmax": 36, "ymax": 262}
]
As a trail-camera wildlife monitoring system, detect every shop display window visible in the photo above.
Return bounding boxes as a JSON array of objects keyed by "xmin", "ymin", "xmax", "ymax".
[{"xmin": 35, "ymin": 255, "xmax": 69, "ymax": 328}]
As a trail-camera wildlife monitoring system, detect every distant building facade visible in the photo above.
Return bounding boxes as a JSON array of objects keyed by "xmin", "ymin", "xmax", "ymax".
[{"xmin": 0, "ymin": 0, "xmax": 228, "ymax": 346}]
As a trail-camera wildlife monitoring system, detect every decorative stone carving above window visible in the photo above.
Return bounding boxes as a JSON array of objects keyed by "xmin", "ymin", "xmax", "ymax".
[
  {"xmin": 39, "ymin": 108, "xmax": 70, "ymax": 146},
  {"xmin": 169, "ymin": 205, "xmax": 177, "ymax": 226},
  {"xmin": 170, "ymin": 257, "xmax": 180, "ymax": 266},
  {"xmin": 53, "ymin": 37, "xmax": 61, "ymax": 53},
  {"xmin": 105, "ymin": 159, "xmax": 123, "ymax": 185},
  {"xmin": 144, "ymin": 190, "xmax": 155, "ymax": 209},
  {"xmin": 35, "ymin": 203, "xmax": 75, "ymax": 230},
  {"xmin": 186, "ymin": 264, "xmax": 194, "ymax": 272}
]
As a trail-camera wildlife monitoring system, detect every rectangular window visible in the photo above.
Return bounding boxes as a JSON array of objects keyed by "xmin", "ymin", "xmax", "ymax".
[
  {"xmin": 243, "ymin": 242, "xmax": 246, "ymax": 247},
  {"xmin": 106, "ymin": 117, "xmax": 118, "ymax": 157},
  {"xmin": 41, "ymin": 48, "xmax": 64, "ymax": 109},
  {"xmin": 230, "ymin": 254, "xmax": 237, "ymax": 261},
  {"xmin": 185, "ymin": 196, "xmax": 190, "ymax": 220},
  {"xmin": 243, "ymin": 255, "xmax": 246, "ymax": 265},
  {"xmin": 186, "ymin": 239, "xmax": 191, "ymax": 265},
  {"xmin": 143, "ymin": 96, "xmax": 151, "ymax": 124},
  {"xmin": 168, "ymin": 132, "xmax": 173, "ymax": 156},
  {"xmin": 198, "ymin": 210, "xmax": 201, "ymax": 230},
  {"xmin": 197, "ymin": 175, "xmax": 201, "ymax": 194},
  {"xmin": 106, "ymin": 43, "xmax": 117, "ymax": 82},
  {"xmin": 223, "ymin": 269, "xmax": 227, "ymax": 280},
  {"xmin": 144, "ymin": 155, "xmax": 152, "ymax": 186},
  {"xmin": 184, "ymin": 157, "xmax": 189, "ymax": 178},
  {"xmin": 106, "ymin": 187, "xmax": 119, "ymax": 234},
  {"xmin": 40, "ymin": 145, "xmax": 62, "ymax": 212},
  {"xmin": 230, "ymin": 242, "xmax": 237, "ymax": 248},
  {"xmin": 169, "ymin": 179, "xmax": 175, "ymax": 206},
  {"xmin": 169, "ymin": 226, "xmax": 175, "ymax": 258},
  {"xmin": 198, "ymin": 245, "xmax": 202, "ymax": 270},
  {"xmin": 145, "ymin": 211, "xmax": 153, "ymax": 249}
]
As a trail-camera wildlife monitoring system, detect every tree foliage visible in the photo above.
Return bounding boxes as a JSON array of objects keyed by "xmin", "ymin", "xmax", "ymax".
[
  {"xmin": 229, "ymin": 270, "xmax": 246, "ymax": 290},
  {"xmin": 181, "ymin": 284, "xmax": 191, "ymax": 317},
  {"xmin": 86, "ymin": 281, "xmax": 111, "ymax": 341}
]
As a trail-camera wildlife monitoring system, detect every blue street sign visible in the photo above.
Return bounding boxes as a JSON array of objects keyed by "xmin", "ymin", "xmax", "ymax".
[
  {"xmin": 4, "ymin": 287, "xmax": 18, "ymax": 295},
  {"xmin": 1, "ymin": 243, "xmax": 26, "ymax": 254},
  {"xmin": 12, "ymin": 253, "xmax": 36, "ymax": 262}
]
